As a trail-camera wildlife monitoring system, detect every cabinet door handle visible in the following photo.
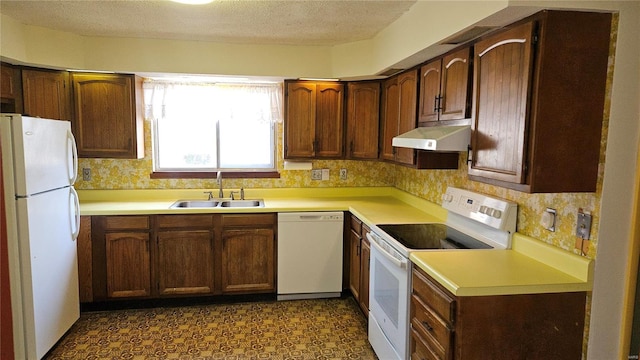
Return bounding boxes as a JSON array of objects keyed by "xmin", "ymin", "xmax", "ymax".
[
  {"xmin": 433, "ymin": 95, "xmax": 439, "ymax": 112},
  {"xmin": 437, "ymin": 95, "xmax": 443, "ymax": 112},
  {"xmin": 466, "ymin": 144, "xmax": 473, "ymax": 164},
  {"xmin": 422, "ymin": 320, "xmax": 434, "ymax": 332}
]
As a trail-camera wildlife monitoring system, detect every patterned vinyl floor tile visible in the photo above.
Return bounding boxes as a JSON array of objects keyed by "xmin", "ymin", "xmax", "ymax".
[{"xmin": 45, "ymin": 297, "xmax": 378, "ymax": 360}]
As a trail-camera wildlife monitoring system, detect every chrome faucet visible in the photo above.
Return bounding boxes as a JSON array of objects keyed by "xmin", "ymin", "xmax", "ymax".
[
  {"xmin": 217, "ymin": 171, "xmax": 224, "ymax": 198},
  {"xmin": 203, "ymin": 191, "xmax": 214, "ymax": 200}
]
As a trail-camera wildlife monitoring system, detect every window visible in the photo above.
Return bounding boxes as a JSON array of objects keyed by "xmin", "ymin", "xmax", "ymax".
[{"xmin": 143, "ymin": 80, "xmax": 282, "ymax": 175}]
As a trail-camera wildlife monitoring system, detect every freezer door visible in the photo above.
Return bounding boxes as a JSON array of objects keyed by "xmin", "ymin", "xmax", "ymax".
[
  {"xmin": 7, "ymin": 115, "xmax": 78, "ymax": 196},
  {"xmin": 15, "ymin": 187, "xmax": 80, "ymax": 359}
]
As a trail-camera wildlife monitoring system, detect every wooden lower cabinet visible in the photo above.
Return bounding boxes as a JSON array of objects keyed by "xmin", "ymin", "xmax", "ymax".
[
  {"xmin": 157, "ymin": 214, "xmax": 215, "ymax": 296},
  {"xmin": 220, "ymin": 214, "xmax": 276, "ymax": 294},
  {"xmin": 85, "ymin": 213, "xmax": 276, "ymax": 302},
  {"xmin": 348, "ymin": 214, "xmax": 370, "ymax": 316},
  {"xmin": 106, "ymin": 232, "xmax": 151, "ymax": 298},
  {"xmin": 359, "ymin": 225, "xmax": 371, "ymax": 316},
  {"xmin": 411, "ymin": 265, "xmax": 587, "ymax": 360},
  {"xmin": 221, "ymin": 228, "xmax": 275, "ymax": 293}
]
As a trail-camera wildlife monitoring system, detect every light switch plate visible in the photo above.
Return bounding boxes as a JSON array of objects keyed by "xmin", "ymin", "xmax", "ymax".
[{"xmin": 321, "ymin": 169, "xmax": 330, "ymax": 181}]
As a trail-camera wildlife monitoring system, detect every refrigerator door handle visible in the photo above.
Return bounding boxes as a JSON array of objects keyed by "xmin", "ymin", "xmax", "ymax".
[
  {"xmin": 70, "ymin": 187, "xmax": 80, "ymax": 240},
  {"xmin": 67, "ymin": 129, "xmax": 78, "ymax": 185}
]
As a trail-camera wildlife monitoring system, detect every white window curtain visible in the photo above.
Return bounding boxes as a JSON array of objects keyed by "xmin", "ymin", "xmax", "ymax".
[{"xmin": 143, "ymin": 81, "xmax": 283, "ymax": 124}]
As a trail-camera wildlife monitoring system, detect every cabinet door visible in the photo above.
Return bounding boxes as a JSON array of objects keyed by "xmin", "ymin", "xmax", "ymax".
[
  {"xmin": 346, "ymin": 82, "xmax": 380, "ymax": 159},
  {"xmin": 105, "ymin": 232, "xmax": 151, "ymax": 298},
  {"xmin": 77, "ymin": 216, "xmax": 93, "ymax": 303},
  {"xmin": 469, "ymin": 22, "xmax": 534, "ymax": 184},
  {"xmin": 1, "ymin": 63, "xmax": 23, "ymax": 114},
  {"xmin": 315, "ymin": 84, "xmax": 344, "ymax": 158},
  {"xmin": 380, "ymin": 77, "xmax": 399, "ymax": 161},
  {"xmin": 285, "ymin": 82, "xmax": 316, "ymax": 158},
  {"xmin": 157, "ymin": 230, "xmax": 214, "ymax": 295},
  {"xmin": 221, "ymin": 228, "xmax": 275, "ymax": 294},
  {"xmin": 348, "ymin": 229, "xmax": 361, "ymax": 300},
  {"xmin": 359, "ymin": 226, "xmax": 371, "ymax": 316},
  {"xmin": 22, "ymin": 69, "xmax": 71, "ymax": 121},
  {"xmin": 440, "ymin": 47, "xmax": 471, "ymax": 121},
  {"xmin": 419, "ymin": 59, "xmax": 442, "ymax": 123},
  {"xmin": 71, "ymin": 73, "xmax": 143, "ymax": 159},
  {"xmin": 396, "ymin": 70, "xmax": 418, "ymax": 165}
]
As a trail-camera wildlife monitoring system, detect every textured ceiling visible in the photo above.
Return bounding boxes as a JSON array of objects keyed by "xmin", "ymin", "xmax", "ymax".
[{"xmin": 0, "ymin": 0, "xmax": 417, "ymax": 46}]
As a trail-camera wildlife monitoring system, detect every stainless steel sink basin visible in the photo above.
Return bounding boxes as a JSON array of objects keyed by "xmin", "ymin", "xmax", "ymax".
[
  {"xmin": 170, "ymin": 199, "xmax": 264, "ymax": 209},
  {"xmin": 219, "ymin": 199, "xmax": 264, "ymax": 208},
  {"xmin": 170, "ymin": 200, "xmax": 220, "ymax": 208}
]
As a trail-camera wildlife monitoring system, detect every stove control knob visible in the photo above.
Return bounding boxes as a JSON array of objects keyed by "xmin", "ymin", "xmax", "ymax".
[
  {"xmin": 479, "ymin": 205, "xmax": 489, "ymax": 214},
  {"xmin": 491, "ymin": 209, "xmax": 502, "ymax": 219}
]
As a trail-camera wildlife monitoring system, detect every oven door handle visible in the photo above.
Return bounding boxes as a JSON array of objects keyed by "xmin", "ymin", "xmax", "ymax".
[{"xmin": 366, "ymin": 232, "xmax": 408, "ymax": 269}]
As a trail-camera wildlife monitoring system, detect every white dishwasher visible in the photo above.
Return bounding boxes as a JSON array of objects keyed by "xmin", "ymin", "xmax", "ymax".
[{"xmin": 277, "ymin": 212, "xmax": 344, "ymax": 300}]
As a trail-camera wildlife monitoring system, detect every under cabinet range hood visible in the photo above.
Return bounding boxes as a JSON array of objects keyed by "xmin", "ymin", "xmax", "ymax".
[{"xmin": 392, "ymin": 125, "xmax": 471, "ymax": 151}]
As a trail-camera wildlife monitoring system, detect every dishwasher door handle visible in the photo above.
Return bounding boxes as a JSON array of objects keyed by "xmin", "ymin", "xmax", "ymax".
[{"xmin": 298, "ymin": 215, "xmax": 324, "ymax": 220}]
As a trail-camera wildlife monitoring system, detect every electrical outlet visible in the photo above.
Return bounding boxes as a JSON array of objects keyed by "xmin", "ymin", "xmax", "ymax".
[
  {"xmin": 321, "ymin": 169, "xmax": 330, "ymax": 180},
  {"xmin": 576, "ymin": 210, "xmax": 592, "ymax": 240},
  {"xmin": 339, "ymin": 168, "xmax": 347, "ymax": 180},
  {"xmin": 311, "ymin": 169, "xmax": 322, "ymax": 180},
  {"xmin": 82, "ymin": 168, "xmax": 91, "ymax": 181}
]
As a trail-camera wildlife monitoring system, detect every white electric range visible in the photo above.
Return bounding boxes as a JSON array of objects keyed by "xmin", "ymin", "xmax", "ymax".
[{"xmin": 366, "ymin": 187, "xmax": 517, "ymax": 360}]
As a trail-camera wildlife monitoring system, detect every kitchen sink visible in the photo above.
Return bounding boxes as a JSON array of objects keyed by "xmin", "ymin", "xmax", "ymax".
[
  {"xmin": 170, "ymin": 199, "xmax": 264, "ymax": 209},
  {"xmin": 219, "ymin": 199, "xmax": 264, "ymax": 208}
]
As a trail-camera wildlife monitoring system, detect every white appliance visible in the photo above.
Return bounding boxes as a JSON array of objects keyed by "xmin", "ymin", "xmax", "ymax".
[
  {"xmin": 367, "ymin": 187, "xmax": 517, "ymax": 360},
  {"xmin": 277, "ymin": 212, "xmax": 343, "ymax": 300},
  {"xmin": 1, "ymin": 114, "xmax": 81, "ymax": 359}
]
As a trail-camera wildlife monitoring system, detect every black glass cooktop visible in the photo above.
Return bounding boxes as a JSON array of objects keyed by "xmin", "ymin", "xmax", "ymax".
[{"xmin": 376, "ymin": 223, "xmax": 492, "ymax": 250}]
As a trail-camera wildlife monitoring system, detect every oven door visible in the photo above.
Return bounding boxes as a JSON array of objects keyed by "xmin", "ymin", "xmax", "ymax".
[{"xmin": 367, "ymin": 232, "xmax": 410, "ymax": 360}]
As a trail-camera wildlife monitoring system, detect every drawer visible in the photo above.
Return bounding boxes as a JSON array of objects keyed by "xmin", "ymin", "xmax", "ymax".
[
  {"xmin": 350, "ymin": 215, "xmax": 362, "ymax": 235},
  {"xmin": 222, "ymin": 213, "xmax": 275, "ymax": 227},
  {"xmin": 157, "ymin": 214, "xmax": 214, "ymax": 229},
  {"xmin": 413, "ymin": 266, "xmax": 456, "ymax": 323},
  {"xmin": 410, "ymin": 326, "xmax": 442, "ymax": 360},
  {"xmin": 104, "ymin": 216, "xmax": 149, "ymax": 230},
  {"xmin": 411, "ymin": 294, "xmax": 452, "ymax": 359}
]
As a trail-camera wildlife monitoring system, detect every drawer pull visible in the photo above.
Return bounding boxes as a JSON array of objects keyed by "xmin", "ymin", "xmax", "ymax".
[{"xmin": 422, "ymin": 320, "xmax": 434, "ymax": 332}]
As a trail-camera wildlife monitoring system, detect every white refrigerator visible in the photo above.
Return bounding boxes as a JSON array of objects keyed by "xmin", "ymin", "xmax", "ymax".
[{"xmin": 1, "ymin": 114, "xmax": 81, "ymax": 359}]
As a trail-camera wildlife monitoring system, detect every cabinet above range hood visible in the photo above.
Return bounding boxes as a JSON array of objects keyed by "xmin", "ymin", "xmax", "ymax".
[{"xmin": 392, "ymin": 125, "xmax": 470, "ymax": 152}]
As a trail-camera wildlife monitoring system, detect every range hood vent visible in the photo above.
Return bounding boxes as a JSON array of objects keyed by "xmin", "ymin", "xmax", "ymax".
[{"xmin": 392, "ymin": 125, "xmax": 470, "ymax": 152}]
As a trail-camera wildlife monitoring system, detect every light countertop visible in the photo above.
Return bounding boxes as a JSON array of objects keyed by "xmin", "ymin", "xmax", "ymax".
[{"xmin": 79, "ymin": 187, "xmax": 592, "ymax": 297}]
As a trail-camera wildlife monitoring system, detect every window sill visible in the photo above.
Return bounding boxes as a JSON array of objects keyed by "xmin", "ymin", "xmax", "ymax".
[{"xmin": 150, "ymin": 171, "xmax": 281, "ymax": 179}]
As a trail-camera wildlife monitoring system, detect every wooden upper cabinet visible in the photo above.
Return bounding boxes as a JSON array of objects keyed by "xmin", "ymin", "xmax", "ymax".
[
  {"xmin": 285, "ymin": 81, "xmax": 344, "ymax": 159},
  {"xmin": 71, "ymin": 73, "xmax": 144, "ymax": 159},
  {"xmin": 469, "ymin": 10, "xmax": 612, "ymax": 193},
  {"xmin": 396, "ymin": 70, "xmax": 418, "ymax": 165},
  {"xmin": 419, "ymin": 47, "xmax": 472, "ymax": 124},
  {"xmin": 381, "ymin": 70, "xmax": 418, "ymax": 165},
  {"xmin": 22, "ymin": 68, "xmax": 71, "ymax": 121},
  {"xmin": 418, "ymin": 58, "xmax": 442, "ymax": 123},
  {"xmin": 346, "ymin": 82, "xmax": 380, "ymax": 159},
  {"xmin": 1, "ymin": 63, "xmax": 23, "ymax": 114},
  {"xmin": 470, "ymin": 22, "xmax": 534, "ymax": 186},
  {"xmin": 440, "ymin": 48, "xmax": 472, "ymax": 121},
  {"xmin": 285, "ymin": 82, "xmax": 316, "ymax": 158},
  {"xmin": 380, "ymin": 76, "xmax": 400, "ymax": 161}
]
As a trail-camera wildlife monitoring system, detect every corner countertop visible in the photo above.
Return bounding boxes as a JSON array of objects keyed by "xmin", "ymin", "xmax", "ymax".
[
  {"xmin": 79, "ymin": 187, "xmax": 593, "ymax": 297},
  {"xmin": 410, "ymin": 233, "xmax": 594, "ymax": 297}
]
